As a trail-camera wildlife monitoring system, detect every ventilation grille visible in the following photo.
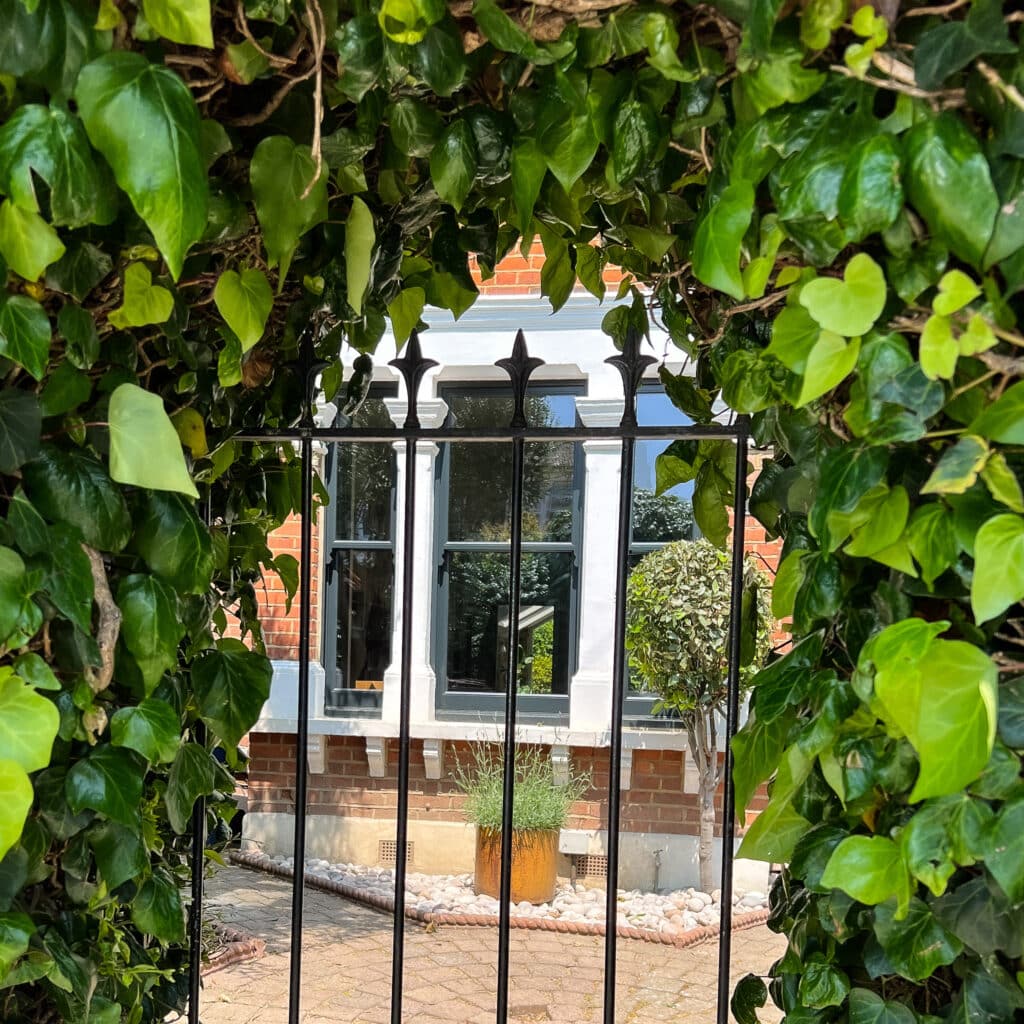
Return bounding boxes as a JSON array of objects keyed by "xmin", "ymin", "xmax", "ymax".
[
  {"xmin": 573, "ymin": 854, "xmax": 608, "ymax": 879},
  {"xmin": 378, "ymin": 840, "xmax": 414, "ymax": 865}
]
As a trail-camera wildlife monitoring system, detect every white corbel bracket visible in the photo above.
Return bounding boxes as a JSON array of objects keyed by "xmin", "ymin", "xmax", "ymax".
[
  {"xmin": 307, "ymin": 735, "xmax": 325, "ymax": 775},
  {"xmin": 620, "ymin": 748, "xmax": 633, "ymax": 792},
  {"xmin": 551, "ymin": 744, "xmax": 570, "ymax": 787},
  {"xmin": 422, "ymin": 738, "xmax": 445, "ymax": 781},
  {"xmin": 366, "ymin": 737, "xmax": 387, "ymax": 779}
]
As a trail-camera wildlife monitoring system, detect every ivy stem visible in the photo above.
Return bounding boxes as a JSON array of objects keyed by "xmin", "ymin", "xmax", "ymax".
[{"xmin": 977, "ymin": 61, "xmax": 1024, "ymax": 113}]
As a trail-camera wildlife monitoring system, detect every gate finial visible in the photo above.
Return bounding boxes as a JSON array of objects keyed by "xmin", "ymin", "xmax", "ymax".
[
  {"xmin": 605, "ymin": 327, "xmax": 656, "ymax": 428},
  {"xmin": 496, "ymin": 330, "xmax": 545, "ymax": 428},
  {"xmin": 389, "ymin": 331, "xmax": 438, "ymax": 429}
]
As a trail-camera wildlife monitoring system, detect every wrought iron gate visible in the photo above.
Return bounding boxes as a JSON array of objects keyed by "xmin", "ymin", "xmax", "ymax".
[{"xmin": 186, "ymin": 327, "xmax": 751, "ymax": 1024}]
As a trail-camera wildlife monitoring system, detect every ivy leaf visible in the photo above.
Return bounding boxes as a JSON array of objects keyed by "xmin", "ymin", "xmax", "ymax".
[
  {"xmin": 133, "ymin": 491, "xmax": 215, "ymax": 595},
  {"xmin": 821, "ymin": 836, "xmax": 912, "ymax": 911},
  {"xmin": 985, "ymin": 798, "xmax": 1024, "ymax": 905},
  {"xmin": 345, "ymin": 197, "xmax": 375, "ymax": 317},
  {"xmin": 430, "ymin": 120, "xmax": 476, "ymax": 212},
  {"xmin": 904, "ymin": 113, "xmax": 998, "ymax": 270},
  {"xmin": 0, "ymin": 760, "xmax": 33, "ymax": 862},
  {"xmin": 37, "ymin": 522, "xmax": 94, "ymax": 634},
  {"xmin": 165, "ymin": 742, "xmax": 216, "ymax": 834},
  {"xmin": 731, "ymin": 974, "xmax": 767, "ymax": 1024},
  {"xmin": 919, "ymin": 314, "xmax": 958, "ymax": 380},
  {"xmin": 692, "ymin": 181, "xmax": 754, "ymax": 301},
  {"xmin": 388, "ymin": 97, "xmax": 442, "ymax": 158},
  {"xmin": 132, "ymin": 868, "xmax": 184, "ymax": 943},
  {"xmin": 510, "ymin": 138, "xmax": 547, "ymax": 234},
  {"xmin": 970, "ymin": 380, "xmax": 1024, "ymax": 444},
  {"xmin": 731, "ymin": 710, "xmax": 791, "ymax": 819},
  {"xmin": 46, "ymin": 241, "xmax": 112, "ymax": 302},
  {"xmin": 922, "ymin": 435, "xmax": 989, "ymax": 495},
  {"xmin": 837, "ymin": 134, "xmax": 903, "ymax": 242},
  {"xmin": 88, "ymin": 820, "xmax": 148, "ymax": 890},
  {"xmin": 387, "ymin": 287, "xmax": 425, "ymax": 347},
  {"xmin": 907, "ymin": 503, "xmax": 959, "ymax": 586},
  {"xmin": 0, "ymin": 389, "xmax": 40, "ymax": 474},
  {"xmin": 76, "ymin": 52, "xmax": 208, "ymax": 280},
  {"xmin": 39, "ymin": 360, "xmax": 91, "ymax": 418},
  {"xmin": 972, "ymin": 513, "xmax": 1024, "ymax": 622},
  {"xmin": 107, "ymin": 263, "xmax": 174, "ymax": 329},
  {"xmin": 141, "ymin": 0, "xmax": 212, "ymax": 47},
  {"xmin": 472, "ymin": 0, "xmax": 551, "ymax": 62},
  {"xmin": 799, "ymin": 957, "xmax": 850, "ymax": 1009},
  {"xmin": 117, "ymin": 575, "xmax": 184, "ymax": 693},
  {"xmin": 377, "ymin": 0, "xmax": 445, "ymax": 44},
  {"xmin": 611, "ymin": 100, "xmax": 660, "ymax": 184},
  {"xmin": 213, "ymin": 268, "xmax": 272, "ymax": 352},
  {"xmin": 0, "ymin": 200, "xmax": 65, "ymax": 282},
  {"xmin": 874, "ymin": 633, "xmax": 998, "ymax": 801},
  {"xmin": 110, "ymin": 699, "xmax": 180, "ymax": 765},
  {"xmin": 333, "ymin": 15, "xmax": 383, "ymax": 101},
  {"xmin": 22, "ymin": 446, "xmax": 131, "ymax": 551},
  {"xmin": 981, "ymin": 451, "xmax": 1024, "ymax": 513},
  {"xmin": 797, "ymin": 332, "xmax": 859, "ymax": 407},
  {"xmin": 0, "ymin": 672, "xmax": 59, "ymax": 773},
  {"xmin": 0, "ymin": 295, "xmax": 50, "ymax": 382},
  {"xmin": 0, "ymin": 910, "xmax": 34, "ymax": 976},
  {"xmin": 958, "ymin": 313, "xmax": 997, "ymax": 356},
  {"xmin": 872, "ymin": 898, "xmax": 962, "ymax": 982},
  {"xmin": 65, "ymin": 745, "xmax": 144, "ymax": 826},
  {"xmin": 914, "ymin": 0, "xmax": 1015, "ymax": 91},
  {"xmin": 933, "ymin": 269, "xmax": 981, "ymax": 316},
  {"xmin": 191, "ymin": 642, "xmax": 272, "ymax": 748},
  {"xmin": 799, "ymin": 254, "xmax": 886, "ymax": 337},
  {"xmin": 0, "ymin": 104, "xmax": 111, "ymax": 228},
  {"xmin": 809, "ymin": 445, "xmax": 888, "ymax": 553},
  {"xmin": 108, "ymin": 384, "xmax": 198, "ymax": 499},
  {"xmin": 736, "ymin": 744, "xmax": 813, "ymax": 862},
  {"xmin": 250, "ymin": 136, "xmax": 327, "ymax": 286},
  {"xmin": 847, "ymin": 989, "xmax": 917, "ymax": 1024},
  {"xmin": 934, "ymin": 875, "xmax": 1024, "ymax": 957}
]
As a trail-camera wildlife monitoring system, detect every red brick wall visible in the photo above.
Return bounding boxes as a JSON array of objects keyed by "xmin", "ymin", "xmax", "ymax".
[
  {"xmin": 470, "ymin": 248, "xmax": 627, "ymax": 296},
  {"xmin": 248, "ymin": 735, "xmax": 770, "ymax": 839}
]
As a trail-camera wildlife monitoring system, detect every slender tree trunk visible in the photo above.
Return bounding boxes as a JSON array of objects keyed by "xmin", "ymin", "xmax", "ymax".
[{"xmin": 687, "ymin": 712, "xmax": 718, "ymax": 894}]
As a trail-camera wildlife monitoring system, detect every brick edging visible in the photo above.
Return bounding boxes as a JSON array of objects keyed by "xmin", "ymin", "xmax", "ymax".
[
  {"xmin": 227, "ymin": 851, "xmax": 771, "ymax": 950},
  {"xmin": 202, "ymin": 923, "xmax": 267, "ymax": 975}
]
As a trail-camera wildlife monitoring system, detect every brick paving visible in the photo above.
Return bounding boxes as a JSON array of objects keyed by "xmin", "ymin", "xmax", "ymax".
[{"xmin": 196, "ymin": 867, "xmax": 785, "ymax": 1024}]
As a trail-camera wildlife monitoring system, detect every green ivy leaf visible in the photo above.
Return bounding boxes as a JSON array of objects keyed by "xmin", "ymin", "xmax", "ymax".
[
  {"xmin": 958, "ymin": 313, "xmax": 996, "ymax": 356},
  {"xmin": 907, "ymin": 503, "xmax": 959, "ymax": 587},
  {"xmin": 131, "ymin": 868, "xmax": 184, "ymax": 943},
  {"xmin": 0, "ymin": 390, "xmax": 41, "ymax": 474},
  {"xmin": 38, "ymin": 522, "xmax": 94, "ymax": 634},
  {"xmin": 14, "ymin": 652, "xmax": 60, "ymax": 691},
  {"xmin": 731, "ymin": 974, "xmax": 768, "ymax": 1024},
  {"xmin": 108, "ymin": 384, "xmax": 197, "ymax": 499},
  {"xmin": 510, "ymin": 139, "xmax": 547, "ymax": 235},
  {"xmin": 934, "ymin": 875, "xmax": 1024, "ymax": 958},
  {"xmin": 692, "ymin": 181, "xmax": 754, "ymax": 301},
  {"xmin": 0, "ymin": 104, "xmax": 112, "ymax": 228},
  {"xmin": 933, "ymin": 269, "xmax": 981, "ymax": 316},
  {"xmin": 39, "ymin": 361, "xmax": 91, "ymax": 418},
  {"xmin": 919, "ymin": 313, "xmax": 957, "ymax": 381},
  {"xmin": 164, "ymin": 741, "xmax": 217, "ymax": 834},
  {"xmin": 846, "ymin": 486, "xmax": 909, "ymax": 559},
  {"xmin": 798, "ymin": 957, "xmax": 850, "ymax": 1009},
  {"xmin": 914, "ymin": 0, "xmax": 1015, "ymax": 91},
  {"xmin": 116, "ymin": 575, "xmax": 184, "ymax": 693},
  {"xmin": 847, "ymin": 988, "xmax": 917, "ymax": 1024},
  {"xmin": 141, "ymin": 0, "xmax": 212, "ymax": 47},
  {"xmin": 981, "ymin": 451, "xmax": 1024, "ymax": 512},
  {"xmin": 333, "ymin": 15, "xmax": 383, "ymax": 101},
  {"xmin": 388, "ymin": 97, "xmax": 442, "ymax": 158},
  {"xmin": 430, "ymin": 120, "xmax": 477, "ymax": 212},
  {"xmin": 0, "ymin": 910, "xmax": 34, "ymax": 976},
  {"xmin": 922, "ymin": 435, "xmax": 989, "ymax": 495},
  {"xmin": 221, "ymin": 41, "xmax": 268, "ymax": 85},
  {"xmin": 970, "ymin": 381, "xmax": 1024, "ymax": 444},
  {"xmin": 904, "ymin": 113, "xmax": 999, "ymax": 270},
  {"xmin": 821, "ymin": 836, "xmax": 912, "ymax": 910},
  {"xmin": 798, "ymin": 254, "xmax": 886, "ymax": 337},
  {"xmin": 837, "ymin": 134, "xmax": 903, "ymax": 242},
  {"xmin": 57, "ymin": 302, "xmax": 100, "ymax": 369},
  {"xmin": 737, "ymin": 744, "xmax": 813, "ymax": 862},
  {"xmin": 797, "ymin": 332, "xmax": 859, "ymax": 407},
  {"xmin": 0, "ymin": 200, "xmax": 65, "ymax": 283},
  {"xmin": 0, "ymin": 671, "xmax": 59, "ymax": 773},
  {"xmin": 972, "ymin": 513, "xmax": 1024, "ymax": 622},
  {"xmin": 65, "ymin": 745, "xmax": 145, "ymax": 826},
  {"xmin": 133, "ymin": 491, "xmax": 215, "ymax": 594},
  {"xmin": 0, "ymin": 295, "xmax": 50, "ymax": 382},
  {"xmin": 377, "ymin": 0, "xmax": 444, "ymax": 44},
  {"xmin": 387, "ymin": 287, "xmax": 425, "ymax": 347},
  {"xmin": 76, "ymin": 52, "xmax": 208, "ymax": 280},
  {"xmin": 345, "ymin": 196, "xmax": 375, "ymax": 317},
  {"xmin": 107, "ymin": 263, "xmax": 174, "ymax": 329},
  {"xmin": 0, "ymin": 760, "xmax": 33, "ymax": 863},
  {"xmin": 732, "ymin": 710, "xmax": 791, "ymax": 820},
  {"xmin": 611, "ymin": 100, "xmax": 660, "ymax": 184},
  {"xmin": 110, "ymin": 699, "xmax": 180, "ymax": 765},
  {"xmin": 809, "ymin": 445, "xmax": 888, "ymax": 553},
  {"xmin": 191, "ymin": 641, "xmax": 272, "ymax": 748},
  {"xmin": 872, "ymin": 898, "xmax": 962, "ymax": 982},
  {"xmin": 250, "ymin": 136, "xmax": 327, "ymax": 286},
  {"xmin": 87, "ymin": 819, "xmax": 148, "ymax": 889},
  {"xmin": 985, "ymin": 797, "xmax": 1024, "ymax": 905},
  {"xmin": 213, "ymin": 268, "xmax": 272, "ymax": 353}
]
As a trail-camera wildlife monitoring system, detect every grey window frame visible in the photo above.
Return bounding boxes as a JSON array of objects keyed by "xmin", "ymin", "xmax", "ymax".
[
  {"xmin": 322, "ymin": 386, "xmax": 398, "ymax": 717},
  {"xmin": 432, "ymin": 382, "xmax": 585, "ymax": 721}
]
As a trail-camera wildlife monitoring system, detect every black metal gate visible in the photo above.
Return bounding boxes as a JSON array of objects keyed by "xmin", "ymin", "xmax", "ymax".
[{"xmin": 186, "ymin": 327, "xmax": 750, "ymax": 1024}]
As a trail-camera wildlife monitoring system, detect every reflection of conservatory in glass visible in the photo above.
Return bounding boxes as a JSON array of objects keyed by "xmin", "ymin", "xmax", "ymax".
[{"xmin": 246, "ymin": 294, "xmax": 773, "ymax": 892}]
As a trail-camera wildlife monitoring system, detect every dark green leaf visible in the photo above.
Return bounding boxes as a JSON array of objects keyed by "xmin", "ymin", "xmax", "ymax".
[
  {"xmin": 132, "ymin": 868, "xmax": 184, "ymax": 943},
  {"xmin": 933, "ymin": 875, "xmax": 1024, "ymax": 957},
  {"xmin": 46, "ymin": 242, "xmax": 112, "ymax": 302},
  {"xmin": 117, "ymin": 574, "xmax": 183, "ymax": 692},
  {"xmin": 0, "ymin": 294, "xmax": 51, "ymax": 381},
  {"xmin": 986, "ymin": 797, "xmax": 1024, "ymax": 905},
  {"xmin": 0, "ymin": 390, "xmax": 40, "ymax": 475},
  {"xmin": 847, "ymin": 989, "xmax": 916, "ymax": 1024},
  {"xmin": 333, "ymin": 15, "xmax": 383, "ymax": 101},
  {"xmin": 407, "ymin": 19, "xmax": 467, "ymax": 97},
  {"xmin": 110, "ymin": 698, "xmax": 180, "ymax": 764},
  {"xmin": 65, "ymin": 745, "xmax": 144, "ymax": 826},
  {"xmin": 0, "ymin": 911, "xmax": 34, "ymax": 975},
  {"xmin": 165, "ymin": 741, "xmax": 216, "ymax": 834},
  {"xmin": 389, "ymin": 97, "xmax": 442, "ymax": 158},
  {"xmin": 38, "ymin": 522, "xmax": 94, "ymax": 634},
  {"xmin": 837, "ymin": 134, "xmax": 903, "ymax": 242},
  {"xmin": 191, "ymin": 642, "xmax": 272, "ymax": 748},
  {"xmin": 39, "ymin": 361, "xmax": 91, "ymax": 418},
  {"xmin": 692, "ymin": 181, "xmax": 754, "ymax": 301},
  {"xmin": 430, "ymin": 120, "xmax": 477, "ymax": 212},
  {"xmin": 798, "ymin": 956, "xmax": 850, "ymax": 1009},
  {"xmin": 732, "ymin": 710, "xmax": 791, "ymax": 819},
  {"xmin": 133, "ymin": 491, "xmax": 215, "ymax": 595},
  {"xmin": 731, "ymin": 973, "xmax": 767, "ymax": 1024},
  {"xmin": 23, "ymin": 446, "xmax": 131, "ymax": 552},
  {"xmin": 914, "ymin": 0, "xmax": 1015, "ymax": 91},
  {"xmin": 971, "ymin": 380, "xmax": 1024, "ymax": 444},
  {"xmin": 87, "ymin": 820, "xmax": 147, "ymax": 889},
  {"xmin": 810, "ymin": 445, "xmax": 888, "ymax": 552},
  {"xmin": 611, "ymin": 100, "xmax": 660, "ymax": 184},
  {"xmin": 872, "ymin": 898, "xmax": 962, "ymax": 982}
]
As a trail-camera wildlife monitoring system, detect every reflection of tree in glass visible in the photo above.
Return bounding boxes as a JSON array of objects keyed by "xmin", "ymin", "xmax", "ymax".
[
  {"xmin": 335, "ymin": 397, "xmax": 394, "ymax": 540},
  {"xmin": 448, "ymin": 394, "xmax": 573, "ymax": 541},
  {"xmin": 632, "ymin": 489, "xmax": 694, "ymax": 542},
  {"xmin": 520, "ymin": 618, "xmax": 554, "ymax": 693}
]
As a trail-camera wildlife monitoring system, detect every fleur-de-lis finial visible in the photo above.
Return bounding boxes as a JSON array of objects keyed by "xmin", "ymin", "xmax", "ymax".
[
  {"xmin": 388, "ymin": 331, "xmax": 438, "ymax": 429},
  {"xmin": 496, "ymin": 330, "xmax": 545, "ymax": 428},
  {"xmin": 605, "ymin": 327, "xmax": 656, "ymax": 428},
  {"xmin": 298, "ymin": 314, "xmax": 330, "ymax": 429}
]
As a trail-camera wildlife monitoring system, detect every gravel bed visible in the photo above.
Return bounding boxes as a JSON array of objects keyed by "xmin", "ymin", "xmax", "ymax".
[{"xmin": 245, "ymin": 853, "xmax": 768, "ymax": 939}]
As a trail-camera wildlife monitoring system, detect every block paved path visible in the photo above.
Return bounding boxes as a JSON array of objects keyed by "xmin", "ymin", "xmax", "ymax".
[{"xmin": 197, "ymin": 867, "xmax": 785, "ymax": 1024}]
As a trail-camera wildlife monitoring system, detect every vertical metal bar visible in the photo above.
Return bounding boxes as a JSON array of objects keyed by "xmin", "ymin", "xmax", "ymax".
[
  {"xmin": 495, "ymin": 435, "xmax": 526, "ymax": 1024},
  {"xmin": 716, "ymin": 416, "xmax": 751, "ymax": 1024},
  {"xmin": 390, "ymin": 437, "xmax": 418, "ymax": 1024},
  {"xmin": 602, "ymin": 434, "xmax": 635, "ymax": 1024},
  {"xmin": 287, "ymin": 432, "xmax": 314, "ymax": 1024},
  {"xmin": 187, "ymin": 719, "xmax": 206, "ymax": 1024}
]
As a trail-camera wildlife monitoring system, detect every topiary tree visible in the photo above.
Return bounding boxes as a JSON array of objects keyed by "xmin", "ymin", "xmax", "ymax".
[{"xmin": 626, "ymin": 538, "xmax": 772, "ymax": 893}]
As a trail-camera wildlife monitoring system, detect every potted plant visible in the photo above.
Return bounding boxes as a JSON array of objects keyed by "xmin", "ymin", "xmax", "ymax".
[{"xmin": 454, "ymin": 746, "xmax": 589, "ymax": 903}]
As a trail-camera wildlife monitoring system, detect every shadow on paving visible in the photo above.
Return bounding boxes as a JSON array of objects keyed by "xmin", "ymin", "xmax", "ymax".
[{"xmin": 196, "ymin": 866, "xmax": 785, "ymax": 1024}]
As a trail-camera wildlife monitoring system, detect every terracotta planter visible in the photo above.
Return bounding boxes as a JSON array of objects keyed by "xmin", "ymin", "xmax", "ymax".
[{"xmin": 474, "ymin": 827, "xmax": 559, "ymax": 903}]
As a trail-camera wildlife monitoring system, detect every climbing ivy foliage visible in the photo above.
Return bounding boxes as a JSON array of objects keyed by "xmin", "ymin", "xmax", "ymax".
[{"xmin": 0, "ymin": 0, "xmax": 1022, "ymax": 1019}]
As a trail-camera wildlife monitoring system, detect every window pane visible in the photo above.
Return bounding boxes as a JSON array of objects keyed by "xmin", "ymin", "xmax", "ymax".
[
  {"xmin": 446, "ymin": 391, "xmax": 576, "ymax": 542},
  {"xmin": 632, "ymin": 390, "xmax": 694, "ymax": 543},
  {"xmin": 445, "ymin": 551, "xmax": 573, "ymax": 696},
  {"xmin": 333, "ymin": 549, "xmax": 393, "ymax": 691},
  {"xmin": 335, "ymin": 397, "xmax": 395, "ymax": 541}
]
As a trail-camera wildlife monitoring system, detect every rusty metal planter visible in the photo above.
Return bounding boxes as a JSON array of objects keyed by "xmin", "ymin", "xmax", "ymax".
[{"xmin": 474, "ymin": 827, "xmax": 559, "ymax": 904}]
